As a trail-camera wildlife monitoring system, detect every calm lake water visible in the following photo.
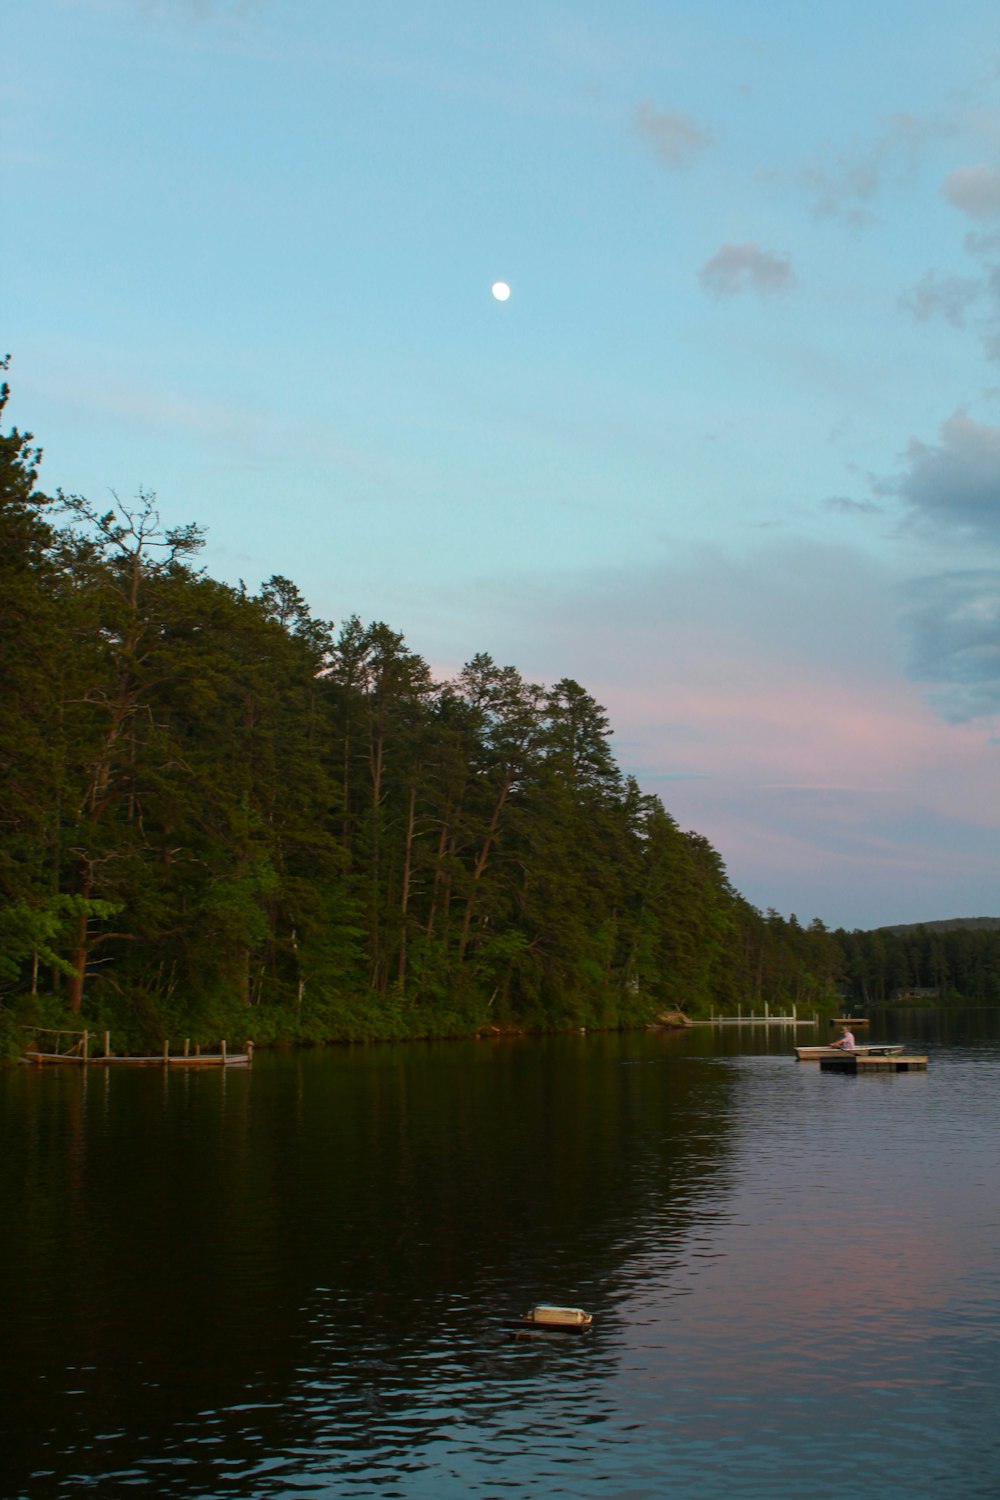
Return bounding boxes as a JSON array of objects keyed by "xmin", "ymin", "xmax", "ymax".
[{"xmin": 2, "ymin": 1011, "xmax": 999, "ymax": 1499}]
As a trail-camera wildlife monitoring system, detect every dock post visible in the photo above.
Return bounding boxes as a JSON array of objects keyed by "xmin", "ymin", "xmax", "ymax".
[
  {"xmin": 184, "ymin": 1038, "xmax": 190, "ymax": 1057},
  {"xmin": 104, "ymin": 1031, "xmax": 110, "ymax": 1057},
  {"xmin": 221, "ymin": 1039, "xmax": 227, "ymax": 1064},
  {"xmin": 163, "ymin": 1039, "xmax": 169, "ymax": 1065},
  {"xmin": 765, "ymin": 1001, "xmax": 769, "ymax": 1019},
  {"xmin": 83, "ymin": 1031, "xmax": 89, "ymax": 1062}
]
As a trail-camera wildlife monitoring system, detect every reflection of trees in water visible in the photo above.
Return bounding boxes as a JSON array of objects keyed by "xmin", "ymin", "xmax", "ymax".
[{"xmin": 0, "ymin": 1032, "xmax": 737, "ymax": 1496}]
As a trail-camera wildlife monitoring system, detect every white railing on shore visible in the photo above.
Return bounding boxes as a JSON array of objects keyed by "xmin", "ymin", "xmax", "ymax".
[{"xmin": 699, "ymin": 1004, "xmax": 819, "ymax": 1027}]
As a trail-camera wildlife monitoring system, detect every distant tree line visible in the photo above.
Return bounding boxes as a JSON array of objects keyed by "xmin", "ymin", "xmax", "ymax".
[
  {"xmin": 1, "ymin": 366, "xmax": 991, "ymax": 1054},
  {"xmin": 834, "ymin": 923, "xmax": 1000, "ymax": 1007}
]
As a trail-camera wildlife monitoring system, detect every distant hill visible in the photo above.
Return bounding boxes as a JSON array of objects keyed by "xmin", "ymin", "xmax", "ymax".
[{"xmin": 877, "ymin": 917, "xmax": 1000, "ymax": 936}]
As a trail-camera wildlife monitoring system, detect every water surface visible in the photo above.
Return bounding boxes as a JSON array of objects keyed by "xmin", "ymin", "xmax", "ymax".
[{"xmin": 2, "ymin": 1012, "xmax": 998, "ymax": 1497}]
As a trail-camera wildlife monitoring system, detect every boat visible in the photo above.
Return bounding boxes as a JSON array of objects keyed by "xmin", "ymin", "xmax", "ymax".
[{"xmin": 795, "ymin": 1043, "xmax": 903, "ymax": 1061}]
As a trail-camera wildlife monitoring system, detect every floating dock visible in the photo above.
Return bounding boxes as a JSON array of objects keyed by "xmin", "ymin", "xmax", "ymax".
[
  {"xmin": 795, "ymin": 1044, "xmax": 902, "ymax": 1061},
  {"xmin": 820, "ymin": 1054, "xmax": 927, "ymax": 1073}
]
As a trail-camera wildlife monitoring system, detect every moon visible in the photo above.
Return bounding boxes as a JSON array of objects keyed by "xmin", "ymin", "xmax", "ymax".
[{"xmin": 491, "ymin": 281, "xmax": 511, "ymax": 302}]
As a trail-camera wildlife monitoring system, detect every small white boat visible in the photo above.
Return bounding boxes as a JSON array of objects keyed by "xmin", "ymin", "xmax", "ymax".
[{"xmin": 795, "ymin": 1043, "xmax": 903, "ymax": 1061}]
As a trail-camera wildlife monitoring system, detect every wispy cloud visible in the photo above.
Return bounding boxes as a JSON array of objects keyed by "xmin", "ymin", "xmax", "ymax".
[
  {"xmin": 901, "ymin": 219, "xmax": 1000, "ymax": 360},
  {"xmin": 79, "ymin": 0, "xmax": 264, "ymax": 14},
  {"xmin": 965, "ymin": 230, "xmax": 1000, "ymax": 255},
  {"xmin": 796, "ymin": 111, "xmax": 954, "ymax": 227},
  {"xmin": 825, "ymin": 495, "xmax": 884, "ymax": 517},
  {"xmin": 901, "ymin": 570, "xmax": 1000, "ymax": 722},
  {"xmin": 760, "ymin": 782, "xmax": 898, "ymax": 793},
  {"xmin": 900, "ymin": 269, "xmax": 983, "ymax": 326},
  {"xmin": 634, "ymin": 101, "xmax": 712, "ymax": 169},
  {"xmin": 699, "ymin": 242, "xmax": 794, "ymax": 297}
]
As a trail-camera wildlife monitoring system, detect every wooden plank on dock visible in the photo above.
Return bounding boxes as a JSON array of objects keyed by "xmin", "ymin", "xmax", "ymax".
[
  {"xmin": 167, "ymin": 1054, "xmax": 251, "ymax": 1067},
  {"xmin": 20, "ymin": 1051, "xmax": 251, "ymax": 1068}
]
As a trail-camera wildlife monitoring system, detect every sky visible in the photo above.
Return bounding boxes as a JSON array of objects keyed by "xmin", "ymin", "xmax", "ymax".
[{"xmin": 4, "ymin": 0, "xmax": 1000, "ymax": 930}]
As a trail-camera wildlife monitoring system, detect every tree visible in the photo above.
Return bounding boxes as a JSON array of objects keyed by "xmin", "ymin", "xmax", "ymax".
[
  {"xmin": 52, "ymin": 490, "xmax": 205, "ymax": 1009},
  {"xmin": 0, "ymin": 359, "xmax": 63, "ymax": 911}
]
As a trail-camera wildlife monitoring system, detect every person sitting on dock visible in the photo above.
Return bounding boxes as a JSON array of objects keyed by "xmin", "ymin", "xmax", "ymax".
[{"xmin": 830, "ymin": 1026, "xmax": 856, "ymax": 1051}]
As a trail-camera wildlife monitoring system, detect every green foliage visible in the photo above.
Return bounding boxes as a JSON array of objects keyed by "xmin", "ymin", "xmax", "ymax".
[
  {"xmin": 0, "ymin": 895, "xmax": 123, "ymax": 988},
  {"xmin": 0, "ymin": 370, "xmax": 861, "ymax": 1052}
]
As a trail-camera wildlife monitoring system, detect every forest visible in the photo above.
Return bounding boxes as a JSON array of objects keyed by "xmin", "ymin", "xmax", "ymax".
[
  {"xmin": 1, "ymin": 366, "xmax": 995, "ymax": 1058},
  {"xmin": 835, "ymin": 922, "xmax": 1000, "ymax": 1008}
]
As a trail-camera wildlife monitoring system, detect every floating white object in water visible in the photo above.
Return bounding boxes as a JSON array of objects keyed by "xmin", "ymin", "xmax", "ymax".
[
  {"xmin": 491, "ymin": 281, "xmax": 511, "ymax": 301},
  {"xmin": 521, "ymin": 1305, "xmax": 592, "ymax": 1327}
]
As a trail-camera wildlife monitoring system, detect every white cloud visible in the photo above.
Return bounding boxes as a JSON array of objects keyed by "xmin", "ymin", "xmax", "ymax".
[
  {"xmin": 634, "ymin": 101, "xmax": 712, "ymax": 169},
  {"xmin": 699, "ymin": 242, "xmax": 794, "ymax": 297},
  {"xmin": 943, "ymin": 164, "xmax": 1000, "ymax": 222}
]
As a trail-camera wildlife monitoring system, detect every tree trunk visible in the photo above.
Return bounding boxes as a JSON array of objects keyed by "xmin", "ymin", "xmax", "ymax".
[
  {"xmin": 457, "ymin": 770, "xmax": 512, "ymax": 963},
  {"xmin": 67, "ymin": 859, "xmax": 96, "ymax": 1012},
  {"xmin": 397, "ymin": 784, "xmax": 417, "ymax": 993}
]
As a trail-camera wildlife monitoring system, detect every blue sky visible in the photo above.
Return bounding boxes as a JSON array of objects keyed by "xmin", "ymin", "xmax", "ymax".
[{"xmin": 5, "ymin": 0, "xmax": 1000, "ymax": 928}]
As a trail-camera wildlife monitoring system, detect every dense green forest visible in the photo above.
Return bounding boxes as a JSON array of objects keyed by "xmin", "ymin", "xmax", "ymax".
[
  {"xmin": 836, "ymin": 922, "xmax": 1000, "ymax": 1007},
  {"xmin": 0, "ymin": 367, "xmax": 995, "ymax": 1057}
]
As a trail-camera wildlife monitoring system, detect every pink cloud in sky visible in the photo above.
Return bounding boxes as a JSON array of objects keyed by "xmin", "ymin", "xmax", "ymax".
[
  {"xmin": 407, "ymin": 538, "xmax": 999, "ymax": 927},
  {"xmin": 591, "ymin": 652, "xmax": 998, "ymax": 923},
  {"xmin": 603, "ymin": 663, "xmax": 997, "ymax": 813}
]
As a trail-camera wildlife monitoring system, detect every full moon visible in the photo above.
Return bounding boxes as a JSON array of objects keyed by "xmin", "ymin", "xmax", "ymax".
[{"xmin": 491, "ymin": 281, "xmax": 511, "ymax": 302}]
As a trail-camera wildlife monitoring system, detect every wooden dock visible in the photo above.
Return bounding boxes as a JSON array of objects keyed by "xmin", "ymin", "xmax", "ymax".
[
  {"xmin": 19, "ymin": 1029, "xmax": 251, "ymax": 1069},
  {"xmin": 820, "ymin": 1054, "xmax": 927, "ymax": 1073},
  {"xmin": 703, "ymin": 1004, "xmax": 817, "ymax": 1028}
]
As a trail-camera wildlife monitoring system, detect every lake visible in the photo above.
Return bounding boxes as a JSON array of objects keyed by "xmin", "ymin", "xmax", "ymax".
[{"xmin": 2, "ymin": 1011, "xmax": 998, "ymax": 1498}]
